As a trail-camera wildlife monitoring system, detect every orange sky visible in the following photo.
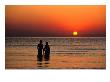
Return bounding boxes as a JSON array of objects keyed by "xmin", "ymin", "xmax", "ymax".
[{"xmin": 5, "ymin": 5, "xmax": 106, "ymax": 37}]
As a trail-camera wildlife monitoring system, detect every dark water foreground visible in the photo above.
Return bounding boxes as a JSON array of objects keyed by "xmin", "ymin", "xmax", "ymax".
[{"xmin": 5, "ymin": 37, "xmax": 106, "ymax": 69}]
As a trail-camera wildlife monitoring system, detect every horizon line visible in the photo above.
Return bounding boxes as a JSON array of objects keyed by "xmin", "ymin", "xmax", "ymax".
[{"xmin": 6, "ymin": 36, "xmax": 106, "ymax": 38}]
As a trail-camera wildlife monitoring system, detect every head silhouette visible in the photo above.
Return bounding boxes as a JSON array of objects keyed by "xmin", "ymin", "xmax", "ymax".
[
  {"xmin": 39, "ymin": 40, "xmax": 42, "ymax": 44},
  {"xmin": 46, "ymin": 42, "xmax": 48, "ymax": 45}
]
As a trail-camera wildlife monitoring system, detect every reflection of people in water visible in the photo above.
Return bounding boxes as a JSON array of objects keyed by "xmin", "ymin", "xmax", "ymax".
[
  {"xmin": 43, "ymin": 42, "xmax": 50, "ymax": 61},
  {"xmin": 37, "ymin": 40, "xmax": 43, "ymax": 62}
]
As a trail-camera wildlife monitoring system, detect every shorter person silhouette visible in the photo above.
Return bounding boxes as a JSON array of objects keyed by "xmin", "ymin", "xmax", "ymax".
[{"xmin": 43, "ymin": 42, "xmax": 50, "ymax": 61}]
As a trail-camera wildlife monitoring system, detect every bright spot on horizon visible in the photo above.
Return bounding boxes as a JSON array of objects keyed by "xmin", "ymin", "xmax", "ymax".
[{"xmin": 73, "ymin": 31, "xmax": 78, "ymax": 36}]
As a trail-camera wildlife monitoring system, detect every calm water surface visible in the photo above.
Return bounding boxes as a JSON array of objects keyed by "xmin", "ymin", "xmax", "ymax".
[{"xmin": 5, "ymin": 37, "xmax": 106, "ymax": 69}]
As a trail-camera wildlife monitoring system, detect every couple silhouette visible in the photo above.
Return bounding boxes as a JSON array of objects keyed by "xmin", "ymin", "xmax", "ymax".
[{"xmin": 37, "ymin": 40, "xmax": 50, "ymax": 62}]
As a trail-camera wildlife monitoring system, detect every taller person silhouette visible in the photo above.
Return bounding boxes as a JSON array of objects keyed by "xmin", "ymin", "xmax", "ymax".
[{"xmin": 37, "ymin": 40, "xmax": 43, "ymax": 61}]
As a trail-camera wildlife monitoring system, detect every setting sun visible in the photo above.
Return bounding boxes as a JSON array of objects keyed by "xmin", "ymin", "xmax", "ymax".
[{"xmin": 73, "ymin": 31, "xmax": 78, "ymax": 36}]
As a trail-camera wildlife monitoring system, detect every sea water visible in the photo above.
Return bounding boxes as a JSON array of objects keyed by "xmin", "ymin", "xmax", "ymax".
[{"xmin": 5, "ymin": 37, "xmax": 106, "ymax": 69}]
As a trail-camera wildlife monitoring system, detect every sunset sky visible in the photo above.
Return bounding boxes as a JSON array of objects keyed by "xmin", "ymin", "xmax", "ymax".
[{"xmin": 5, "ymin": 5, "xmax": 106, "ymax": 37}]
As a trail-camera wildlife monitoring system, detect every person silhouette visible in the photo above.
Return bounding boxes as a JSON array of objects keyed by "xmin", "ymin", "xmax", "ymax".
[
  {"xmin": 37, "ymin": 40, "xmax": 43, "ymax": 62},
  {"xmin": 43, "ymin": 42, "xmax": 50, "ymax": 61}
]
